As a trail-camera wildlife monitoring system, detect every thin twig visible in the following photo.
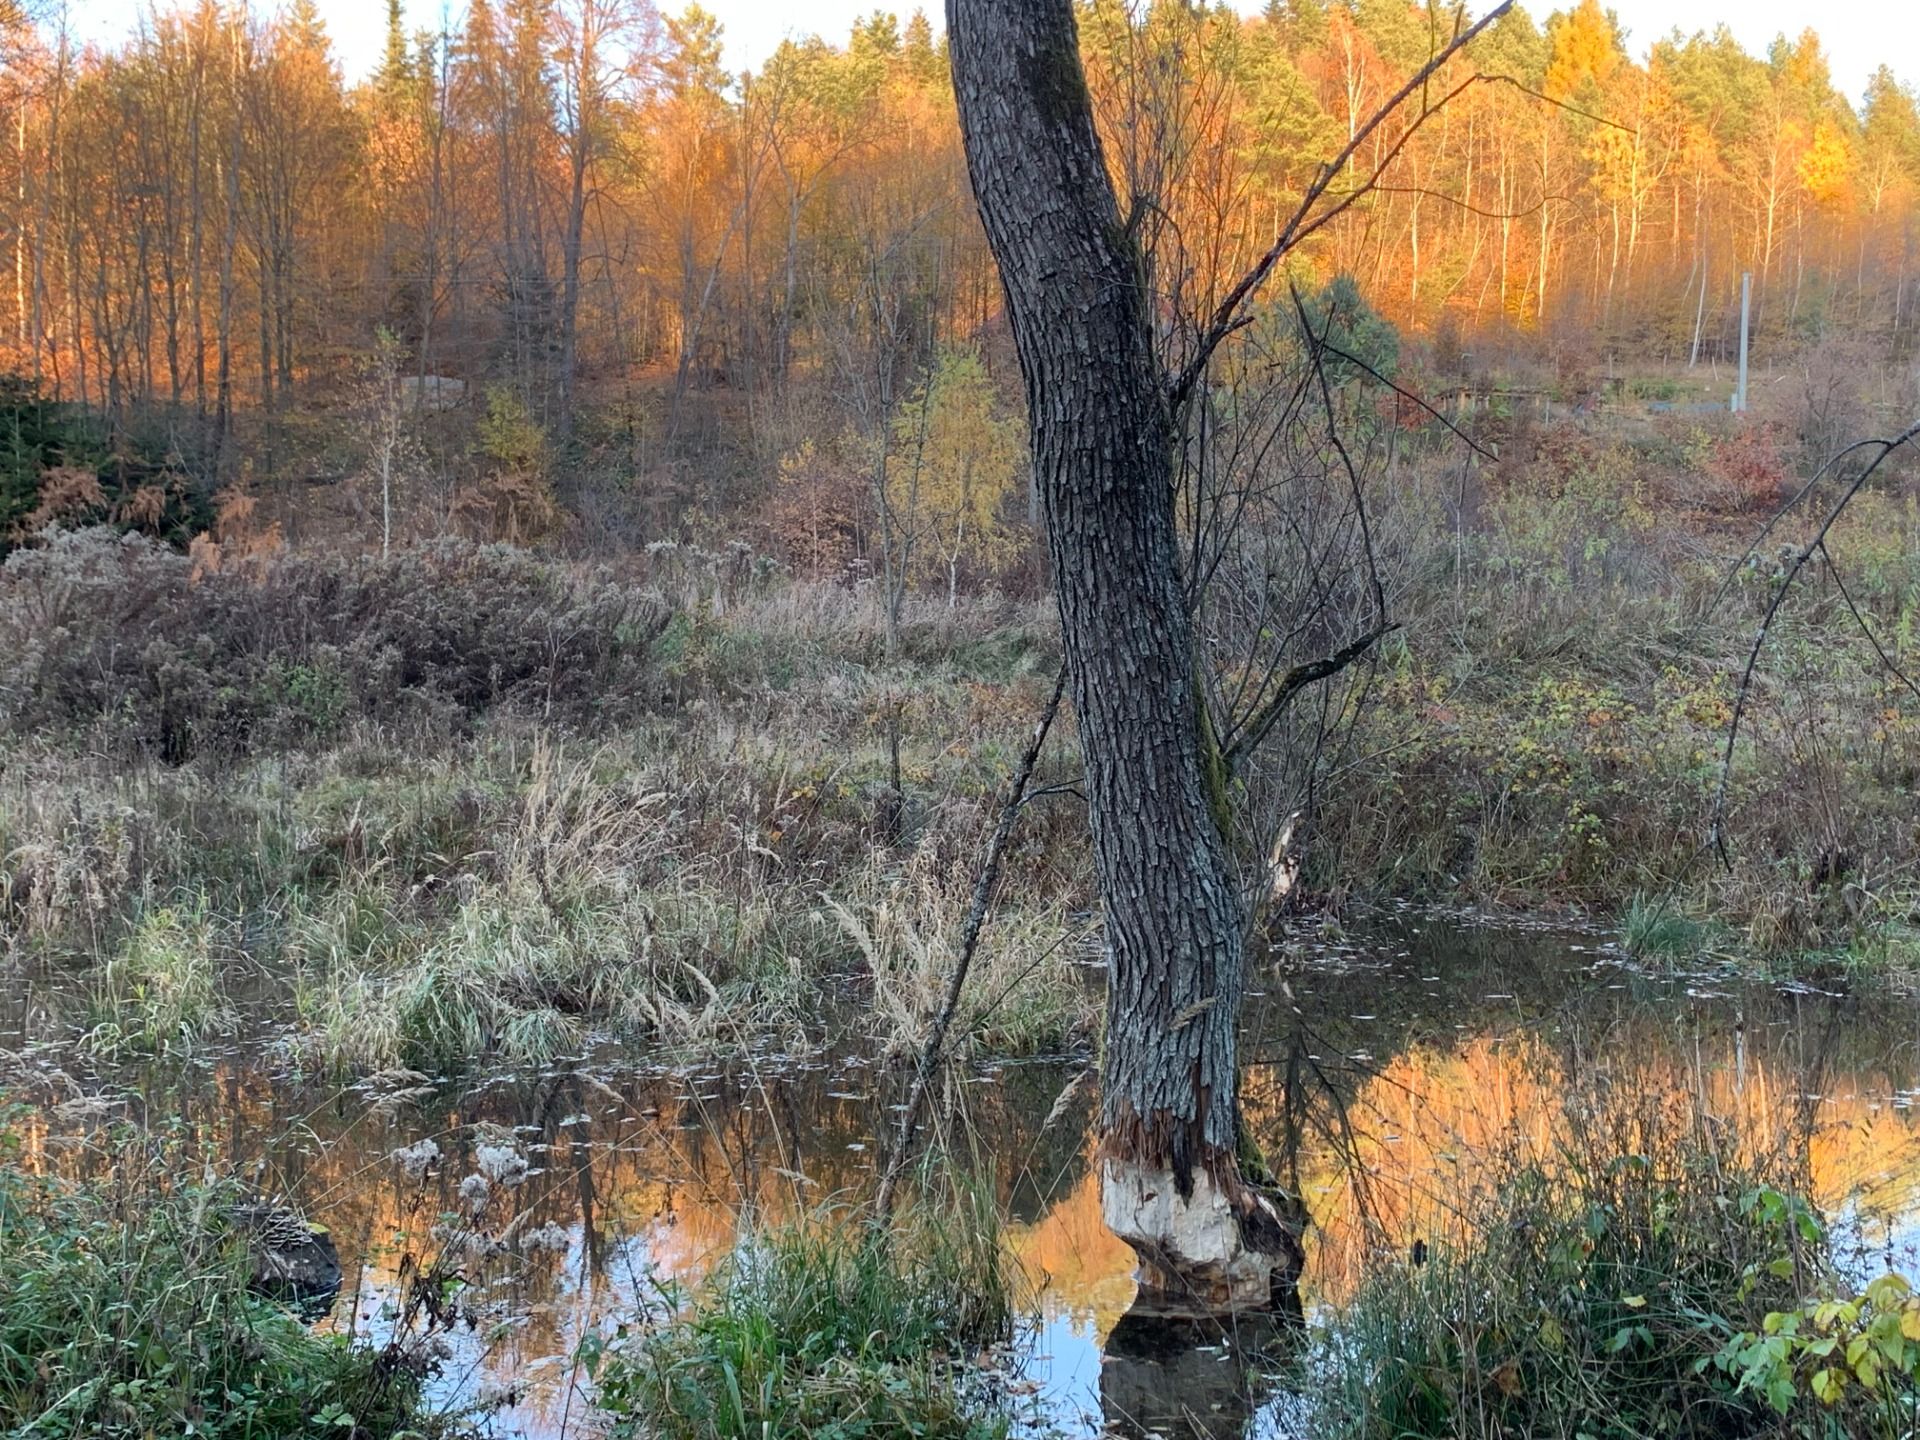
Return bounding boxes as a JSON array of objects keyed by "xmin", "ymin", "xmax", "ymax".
[
  {"xmin": 1695, "ymin": 437, "xmax": 1887, "ymax": 632},
  {"xmin": 1289, "ymin": 336, "xmax": 1498, "ymax": 461},
  {"xmin": 1219, "ymin": 284, "xmax": 1399, "ymax": 774},
  {"xmin": 1168, "ymin": 1, "xmax": 1515, "ymax": 410},
  {"xmin": 873, "ymin": 667, "xmax": 1068, "ymax": 1218},
  {"xmin": 1225, "ymin": 625, "xmax": 1397, "ymax": 776},
  {"xmin": 1818, "ymin": 540, "xmax": 1920, "ymax": 707},
  {"xmin": 1291, "ymin": 280, "xmax": 1387, "ymax": 625},
  {"xmin": 1709, "ymin": 419, "xmax": 1920, "ymax": 863}
]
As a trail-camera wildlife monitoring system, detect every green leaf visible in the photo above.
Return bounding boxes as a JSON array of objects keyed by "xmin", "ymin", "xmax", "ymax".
[
  {"xmin": 1868, "ymin": 1273, "xmax": 1912, "ymax": 1306},
  {"xmin": 1766, "ymin": 1373, "xmax": 1796, "ymax": 1414}
]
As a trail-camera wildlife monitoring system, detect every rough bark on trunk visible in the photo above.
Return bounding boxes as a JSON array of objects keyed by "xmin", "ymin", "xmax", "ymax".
[{"xmin": 947, "ymin": 0, "xmax": 1297, "ymax": 1314}]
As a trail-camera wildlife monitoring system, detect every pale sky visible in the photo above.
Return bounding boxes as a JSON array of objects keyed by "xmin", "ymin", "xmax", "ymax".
[{"xmin": 60, "ymin": 0, "xmax": 1917, "ymax": 107}]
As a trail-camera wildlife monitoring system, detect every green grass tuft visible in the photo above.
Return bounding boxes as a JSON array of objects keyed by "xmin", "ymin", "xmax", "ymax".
[
  {"xmin": 1620, "ymin": 891, "xmax": 1724, "ymax": 962},
  {"xmin": 596, "ymin": 1183, "xmax": 1023, "ymax": 1440},
  {"xmin": 79, "ymin": 899, "xmax": 236, "ymax": 1058}
]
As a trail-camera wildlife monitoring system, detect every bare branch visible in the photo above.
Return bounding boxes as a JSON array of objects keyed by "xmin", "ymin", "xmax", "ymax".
[
  {"xmin": 1210, "ymin": 282, "xmax": 1399, "ymax": 775},
  {"xmin": 1224, "ymin": 622, "xmax": 1398, "ymax": 776},
  {"xmin": 874, "ymin": 666, "xmax": 1069, "ymax": 1217},
  {"xmin": 1289, "ymin": 336, "xmax": 1499, "ymax": 462},
  {"xmin": 1709, "ymin": 419, "xmax": 1920, "ymax": 863},
  {"xmin": 1168, "ymin": 1, "xmax": 1515, "ymax": 410},
  {"xmin": 1355, "ymin": 182, "xmax": 1571, "ymax": 222},
  {"xmin": 1818, "ymin": 541, "xmax": 1920, "ymax": 708},
  {"xmin": 1481, "ymin": 74, "xmax": 1635, "ymax": 133},
  {"xmin": 1291, "ymin": 280, "xmax": 1386, "ymax": 625}
]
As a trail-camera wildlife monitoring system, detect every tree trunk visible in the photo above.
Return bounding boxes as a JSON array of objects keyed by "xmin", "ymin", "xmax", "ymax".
[
  {"xmin": 947, "ymin": 0, "xmax": 1297, "ymax": 1315},
  {"xmin": 557, "ymin": 135, "xmax": 587, "ymax": 453},
  {"xmin": 556, "ymin": 2, "xmax": 598, "ymax": 457}
]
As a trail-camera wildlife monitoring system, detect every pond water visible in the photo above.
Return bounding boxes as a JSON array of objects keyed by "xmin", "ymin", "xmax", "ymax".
[{"xmin": 7, "ymin": 913, "xmax": 1920, "ymax": 1438}]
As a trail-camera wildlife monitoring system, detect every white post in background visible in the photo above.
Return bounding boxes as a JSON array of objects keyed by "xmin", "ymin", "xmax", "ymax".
[{"xmin": 1733, "ymin": 272, "xmax": 1751, "ymax": 413}]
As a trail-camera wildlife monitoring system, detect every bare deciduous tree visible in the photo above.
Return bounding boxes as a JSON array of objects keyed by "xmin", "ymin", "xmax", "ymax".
[{"xmin": 946, "ymin": 0, "xmax": 1508, "ymax": 1312}]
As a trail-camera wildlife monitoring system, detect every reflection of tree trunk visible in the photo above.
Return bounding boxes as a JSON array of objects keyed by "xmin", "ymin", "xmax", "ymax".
[
  {"xmin": 948, "ymin": 0, "xmax": 1298, "ymax": 1315},
  {"xmin": 570, "ymin": 1108, "xmax": 604, "ymax": 1275},
  {"xmin": 1100, "ymin": 1310, "xmax": 1296, "ymax": 1439}
]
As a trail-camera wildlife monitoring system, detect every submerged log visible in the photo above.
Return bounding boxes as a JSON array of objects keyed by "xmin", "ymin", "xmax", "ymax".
[{"xmin": 231, "ymin": 1203, "xmax": 342, "ymax": 1319}]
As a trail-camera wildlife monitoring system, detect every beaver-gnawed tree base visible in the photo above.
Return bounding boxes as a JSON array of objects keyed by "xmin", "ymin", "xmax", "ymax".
[{"xmin": 1102, "ymin": 1156, "xmax": 1306, "ymax": 1315}]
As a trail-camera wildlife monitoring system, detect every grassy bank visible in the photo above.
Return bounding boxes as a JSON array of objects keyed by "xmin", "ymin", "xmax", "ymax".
[
  {"xmin": 9, "ymin": 403, "xmax": 1920, "ymax": 1078},
  {"xmin": 0, "ymin": 531, "xmax": 1092, "ymax": 1071},
  {"xmin": 0, "ymin": 1113, "xmax": 460, "ymax": 1440}
]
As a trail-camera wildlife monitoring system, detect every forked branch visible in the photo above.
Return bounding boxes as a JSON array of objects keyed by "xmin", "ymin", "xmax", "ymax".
[{"xmin": 1225, "ymin": 624, "xmax": 1397, "ymax": 775}]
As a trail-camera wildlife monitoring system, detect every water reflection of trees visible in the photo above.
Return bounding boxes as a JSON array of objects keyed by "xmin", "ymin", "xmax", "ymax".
[
  {"xmin": 11, "ymin": 925, "xmax": 1920, "ymax": 1438},
  {"xmin": 1248, "ymin": 1015, "xmax": 1920, "ymax": 1306}
]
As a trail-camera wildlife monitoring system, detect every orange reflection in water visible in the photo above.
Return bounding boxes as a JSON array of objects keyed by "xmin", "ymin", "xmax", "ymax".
[
  {"xmin": 12, "ymin": 986, "xmax": 1920, "ymax": 1436},
  {"xmin": 1013, "ymin": 1025, "xmax": 1920, "ymax": 1361}
]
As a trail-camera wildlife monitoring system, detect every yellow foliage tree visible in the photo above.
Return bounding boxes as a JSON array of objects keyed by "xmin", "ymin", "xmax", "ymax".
[
  {"xmin": 1543, "ymin": 0, "xmax": 1620, "ymax": 104},
  {"xmin": 1801, "ymin": 118, "xmax": 1854, "ymax": 210},
  {"xmin": 886, "ymin": 350, "xmax": 1026, "ymax": 605}
]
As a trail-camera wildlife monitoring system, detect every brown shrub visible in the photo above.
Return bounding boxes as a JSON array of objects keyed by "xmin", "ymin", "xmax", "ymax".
[
  {"xmin": 1702, "ymin": 420, "xmax": 1791, "ymax": 514},
  {"xmin": 763, "ymin": 439, "xmax": 870, "ymax": 580},
  {"xmin": 0, "ymin": 528, "xmax": 672, "ymax": 761}
]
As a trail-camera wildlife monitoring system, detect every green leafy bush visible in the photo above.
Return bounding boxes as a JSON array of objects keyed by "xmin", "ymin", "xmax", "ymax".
[
  {"xmin": 1300, "ymin": 273, "xmax": 1400, "ymax": 384},
  {"xmin": 1717, "ymin": 1270, "xmax": 1920, "ymax": 1432}
]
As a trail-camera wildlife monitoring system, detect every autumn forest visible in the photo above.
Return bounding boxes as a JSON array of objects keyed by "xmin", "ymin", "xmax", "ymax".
[
  {"xmin": 3, "ymin": 0, "xmax": 1917, "ymax": 522},
  {"xmin": 9, "ymin": 3, "xmax": 1920, "ymax": 1438}
]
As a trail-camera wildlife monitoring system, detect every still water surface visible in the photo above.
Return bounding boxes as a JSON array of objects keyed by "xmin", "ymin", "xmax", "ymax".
[{"xmin": 9, "ymin": 914, "xmax": 1920, "ymax": 1437}]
